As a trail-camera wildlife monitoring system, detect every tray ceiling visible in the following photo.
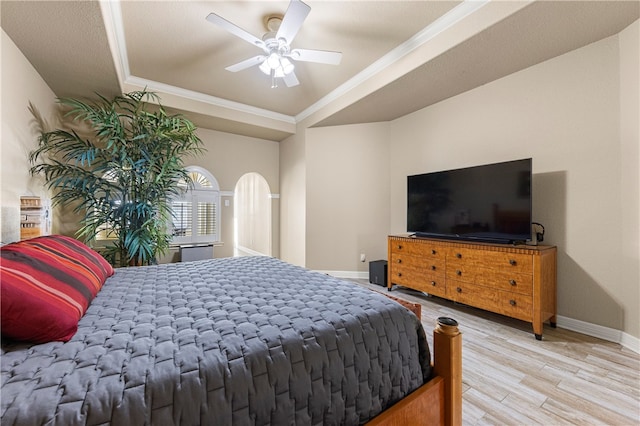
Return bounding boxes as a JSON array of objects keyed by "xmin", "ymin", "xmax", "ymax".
[{"xmin": 2, "ymin": 1, "xmax": 638, "ymax": 141}]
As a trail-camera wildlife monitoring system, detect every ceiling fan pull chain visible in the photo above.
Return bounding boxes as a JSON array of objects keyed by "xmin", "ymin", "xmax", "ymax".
[{"xmin": 271, "ymin": 69, "xmax": 278, "ymax": 88}]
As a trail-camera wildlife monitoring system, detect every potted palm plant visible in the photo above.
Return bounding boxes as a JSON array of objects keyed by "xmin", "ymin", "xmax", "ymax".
[{"xmin": 30, "ymin": 90, "xmax": 203, "ymax": 267}]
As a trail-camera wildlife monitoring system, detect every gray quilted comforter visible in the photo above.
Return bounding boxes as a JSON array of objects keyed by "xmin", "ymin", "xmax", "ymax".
[{"xmin": 1, "ymin": 256, "xmax": 430, "ymax": 425}]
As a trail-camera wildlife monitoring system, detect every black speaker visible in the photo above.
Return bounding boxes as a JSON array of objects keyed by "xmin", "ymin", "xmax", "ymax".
[{"xmin": 369, "ymin": 260, "xmax": 388, "ymax": 287}]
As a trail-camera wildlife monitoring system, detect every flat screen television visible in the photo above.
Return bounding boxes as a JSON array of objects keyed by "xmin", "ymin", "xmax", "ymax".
[{"xmin": 407, "ymin": 158, "xmax": 532, "ymax": 244}]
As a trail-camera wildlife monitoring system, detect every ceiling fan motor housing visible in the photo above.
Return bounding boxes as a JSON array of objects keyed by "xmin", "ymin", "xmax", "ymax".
[{"xmin": 263, "ymin": 35, "xmax": 291, "ymax": 56}]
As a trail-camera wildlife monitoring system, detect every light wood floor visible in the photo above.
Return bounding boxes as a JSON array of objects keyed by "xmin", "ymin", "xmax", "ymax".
[{"xmin": 353, "ymin": 280, "xmax": 640, "ymax": 426}]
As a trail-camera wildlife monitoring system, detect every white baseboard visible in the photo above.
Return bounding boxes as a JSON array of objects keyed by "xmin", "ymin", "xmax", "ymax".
[
  {"xmin": 235, "ymin": 245, "xmax": 269, "ymax": 257},
  {"xmin": 620, "ymin": 332, "xmax": 640, "ymax": 354},
  {"xmin": 557, "ymin": 315, "xmax": 640, "ymax": 354},
  {"xmin": 316, "ymin": 270, "xmax": 369, "ymax": 280},
  {"xmin": 318, "ymin": 270, "xmax": 640, "ymax": 354}
]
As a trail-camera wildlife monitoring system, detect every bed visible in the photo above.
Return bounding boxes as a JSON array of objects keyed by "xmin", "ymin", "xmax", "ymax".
[{"xmin": 1, "ymin": 235, "xmax": 461, "ymax": 425}]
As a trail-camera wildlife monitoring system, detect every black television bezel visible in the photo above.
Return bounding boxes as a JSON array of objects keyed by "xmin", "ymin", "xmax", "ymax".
[{"xmin": 406, "ymin": 158, "xmax": 533, "ymax": 245}]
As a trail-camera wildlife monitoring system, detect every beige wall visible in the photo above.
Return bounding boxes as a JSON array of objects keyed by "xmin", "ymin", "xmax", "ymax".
[
  {"xmin": 1, "ymin": 30, "xmax": 57, "ymax": 243},
  {"xmin": 191, "ymin": 128, "xmax": 280, "ymax": 195},
  {"xmin": 618, "ymin": 20, "xmax": 639, "ymax": 342},
  {"xmin": 388, "ymin": 26, "xmax": 639, "ymax": 340},
  {"xmin": 305, "ymin": 123, "xmax": 390, "ymax": 273},
  {"xmin": 279, "ymin": 131, "xmax": 306, "ymax": 266}
]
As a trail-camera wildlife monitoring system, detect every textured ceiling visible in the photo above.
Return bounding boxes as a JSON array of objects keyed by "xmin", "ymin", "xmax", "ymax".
[
  {"xmin": 2, "ymin": 1, "xmax": 638, "ymax": 141},
  {"xmin": 1, "ymin": 1, "xmax": 121, "ymax": 100}
]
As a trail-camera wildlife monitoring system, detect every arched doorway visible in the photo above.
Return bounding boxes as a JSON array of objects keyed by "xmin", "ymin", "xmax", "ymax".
[{"xmin": 234, "ymin": 173, "xmax": 271, "ymax": 256}]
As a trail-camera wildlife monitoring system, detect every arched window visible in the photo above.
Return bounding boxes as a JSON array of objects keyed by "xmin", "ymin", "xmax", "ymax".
[{"xmin": 171, "ymin": 166, "xmax": 220, "ymax": 244}]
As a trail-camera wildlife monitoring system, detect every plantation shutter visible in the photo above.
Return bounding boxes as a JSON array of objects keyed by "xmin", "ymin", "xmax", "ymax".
[
  {"xmin": 171, "ymin": 191, "xmax": 219, "ymax": 244},
  {"xmin": 171, "ymin": 200, "xmax": 193, "ymax": 240},
  {"xmin": 171, "ymin": 168, "xmax": 220, "ymax": 245},
  {"xmin": 194, "ymin": 191, "xmax": 219, "ymax": 242}
]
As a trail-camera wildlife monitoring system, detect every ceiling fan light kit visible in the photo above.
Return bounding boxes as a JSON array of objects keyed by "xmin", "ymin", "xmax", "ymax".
[
  {"xmin": 259, "ymin": 55, "xmax": 295, "ymax": 88},
  {"xmin": 206, "ymin": 0, "xmax": 342, "ymax": 88},
  {"xmin": 260, "ymin": 55, "xmax": 294, "ymax": 76}
]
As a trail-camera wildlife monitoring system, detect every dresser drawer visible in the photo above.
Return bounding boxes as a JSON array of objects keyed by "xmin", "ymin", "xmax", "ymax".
[
  {"xmin": 475, "ymin": 270, "xmax": 533, "ymax": 295},
  {"xmin": 390, "ymin": 253, "xmax": 445, "ymax": 275},
  {"xmin": 388, "ymin": 266, "xmax": 419, "ymax": 287},
  {"xmin": 390, "ymin": 239, "xmax": 445, "ymax": 259},
  {"xmin": 497, "ymin": 290, "xmax": 533, "ymax": 321},
  {"xmin": 479, "ymin": 251, "xmax": 533, "ymax": 274},
  {"xmin": 410, "ymin": 277, "xmax": 447, "ymax": 298},
  {"xmin": 446, "ymin": 248, "xmax": 533, "ymax": 274},
  {"xmin": 390, "ymin": 250, "xmax": 445, "ymax": 278},
  {"xmin": 445, "ymin": 263, "xmax": 478, "ymax": 283},
  {"xmin": 446, "ymin": 247, "xmax": 480, "ymax": 265},
  {"xmin": 389, "ymin": 265, "xmax": 445, "ymax": 294},
  {"xmin": 446, "ymin": 280, "xmax": 499, "ymax": 312}
]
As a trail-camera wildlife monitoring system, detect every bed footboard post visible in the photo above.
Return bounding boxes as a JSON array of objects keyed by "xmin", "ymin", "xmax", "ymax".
[{"xmin": 433, "ymin": 317, "xmax": 462, "ymax": 426}]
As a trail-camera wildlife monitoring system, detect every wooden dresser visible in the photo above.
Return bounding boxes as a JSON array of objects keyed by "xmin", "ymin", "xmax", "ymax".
[{"xmin": 388, "ymin": 235, "xmax": 557, "ymax": 340}]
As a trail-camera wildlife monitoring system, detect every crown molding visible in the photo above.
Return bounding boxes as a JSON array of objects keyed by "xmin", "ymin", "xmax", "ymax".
[
  {"xmin": 98, "ymin": 0, "xmax": 127, "ymax": 89},
  {"xmin": 124, "ymin": 76, "xmax": 295, "ymax": 125}
]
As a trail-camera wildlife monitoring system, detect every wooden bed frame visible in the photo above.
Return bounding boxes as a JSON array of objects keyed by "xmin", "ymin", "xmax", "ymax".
[{"xmin": 367, "ymin": 300, "xmax": 462, "ymax": 426}]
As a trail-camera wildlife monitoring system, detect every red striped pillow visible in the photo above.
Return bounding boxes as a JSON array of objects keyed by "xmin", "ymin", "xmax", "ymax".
[{"xmin": 0, "ymin": 235, "xmax": 114, "ymax": 343}]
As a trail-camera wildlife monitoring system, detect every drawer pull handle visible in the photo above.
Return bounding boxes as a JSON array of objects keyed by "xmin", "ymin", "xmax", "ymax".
[
  {"xmin": 397, "ymin": 273, "xmax": 402, "ymax": 277},
  {"xmin": 509, "ymin": 299, "xmax": 517, "ymax": 306},
  {"xmin": 431, "ymin": 281, "xmax": 437, "ymax": 286},
  {"xmin": 509, "ymin": 259, "xmax": 517, "ymax": 266},
  {"xmin": 397, "ymin": 259, "xmax": 402, "ymax": 264},
  {"xmin": 456, "ymin": 287, "xmax": 462, "ymax": 293},
  {"xmin": 431, "ymin": 249, "xmax": 437, "ymax": 255},
  {"xmin": 456, "ymin": 253, "xmax": 462, "ymax": 259},
  {"xmin": 456, "ymin": 270, "xmax": 462, "ymax": 276},
  {"xmin": 398, "ymin": 245, "xmax": 403, "ymax": 250},
  {"xmin": 509, "ymin": 279, "xmax": 517, "ymax": 286},
  {"xmin": 431, "ymin": 265, "xmax": 437, "ymax": 271}
]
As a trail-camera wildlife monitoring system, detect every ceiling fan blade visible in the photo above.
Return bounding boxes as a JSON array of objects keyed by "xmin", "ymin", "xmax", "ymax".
[
  {"xmin": 276, "ymin": 0, "xmax": 311, "ymax": 44},
  {"xmin": 225, "ymin": 55, "xmax": 266, "ymax": 72},
  {"xmin": 288, "ymin": 48, "xmax": 342, "ymax": 65},
  {"xmin": 206, "ymin": 13, "xmax": 265, "ymax": 50},
  {"xmin": 283, "ymin": 71, "xmax": 300, "ymax": 88}
]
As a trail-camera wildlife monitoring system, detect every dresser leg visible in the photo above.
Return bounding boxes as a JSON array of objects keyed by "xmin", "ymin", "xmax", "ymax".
[{"xmin": 533, "ymin": 322, "xmax": 543, "ymax": 340}]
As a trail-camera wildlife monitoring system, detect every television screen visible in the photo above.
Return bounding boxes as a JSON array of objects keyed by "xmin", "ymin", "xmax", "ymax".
[{"xmin": 407, "ymin": 158, "xmax": 532, "ymax": 243}]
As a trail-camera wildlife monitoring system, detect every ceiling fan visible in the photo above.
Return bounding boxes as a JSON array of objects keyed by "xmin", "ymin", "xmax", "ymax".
[{"xmin": 206, "ymin": 0, "xmax": 342, "ymax": 88}]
